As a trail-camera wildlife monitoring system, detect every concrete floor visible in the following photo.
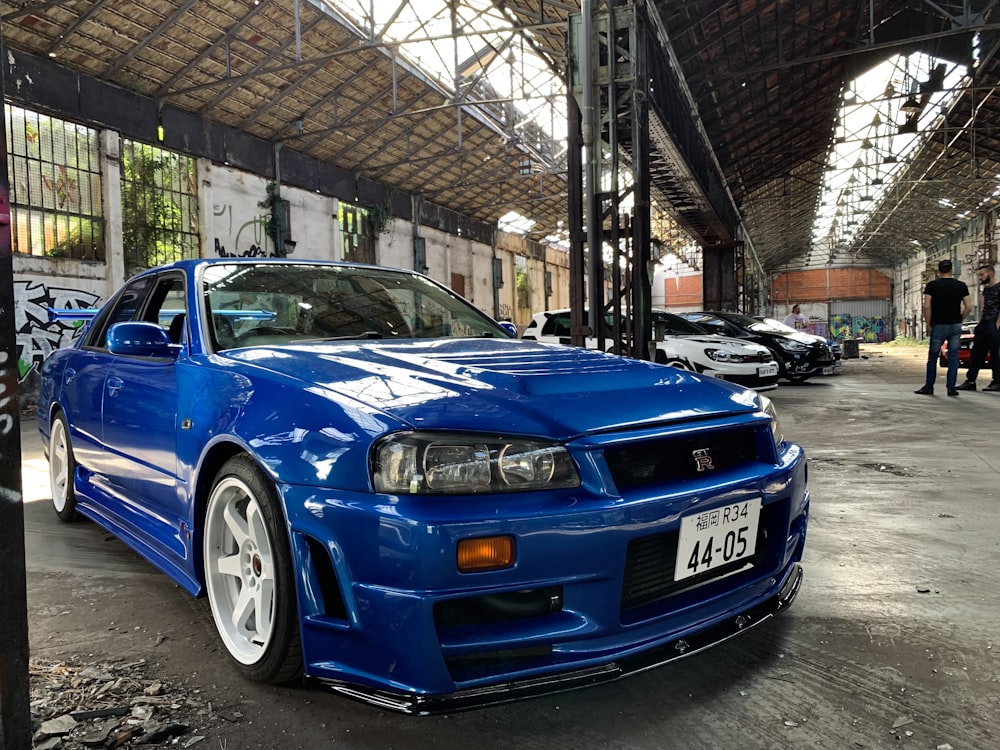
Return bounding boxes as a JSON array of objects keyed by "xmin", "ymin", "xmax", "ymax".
[{"xmin": 18, "ymin": 344, "xmax": 1000, "ymax": 749}]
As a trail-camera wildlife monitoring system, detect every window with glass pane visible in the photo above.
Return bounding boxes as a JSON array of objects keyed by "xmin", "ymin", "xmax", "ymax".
[
  {"xmin": 5, "ymin": 104, "xmax": 105, "ymax": 260},
  {"xmin": 338, "ymin": 202, "xmax": 376, "ymax": 264},
  {"xmin": 121, "ymin": 140, "xmax": 200, "ymax": 269}
]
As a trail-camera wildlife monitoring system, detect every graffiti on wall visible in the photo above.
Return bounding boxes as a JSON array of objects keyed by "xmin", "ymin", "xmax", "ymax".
[
  {"xmin": 15, "ymin": 281, "xmax": 101, "ymax": 403},
  {"xmin": 213, "ymin": 203, "xmax": 277, "ymax": 258},
  {"xmin": 829, "ymin": 314, "xmax": 889, "ymax": 343},
  {"xmin": 0, "ymin": 349, "xmax": 13, "ymax": 437}
]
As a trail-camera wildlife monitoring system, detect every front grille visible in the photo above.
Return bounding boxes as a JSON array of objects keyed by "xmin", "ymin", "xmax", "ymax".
[
  {"xmin": 620, "ymin": 498, "xmax": 788, "ymax": 614},
  {"xmin": 604, "ymin": 427, "xmax": 758, "ymax": 489}
]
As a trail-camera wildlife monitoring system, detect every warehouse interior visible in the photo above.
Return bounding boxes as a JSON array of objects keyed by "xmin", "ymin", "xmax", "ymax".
[
  {"xmin": 3, "ymin": 1, "xmax": 999, "ymax": 325},
  {"xmin": 3, "ymin": 2, "xmax": 1000, "ymax": 747}
]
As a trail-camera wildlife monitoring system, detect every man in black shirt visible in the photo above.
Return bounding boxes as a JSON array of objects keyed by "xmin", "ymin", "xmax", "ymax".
[
  {"xmin": 915, "ymin": 259, "xmax": 971, "ymax": 396},
  {"xmin": 955, "ymin": 263, "xmax": 1000, "ymax": 391}
]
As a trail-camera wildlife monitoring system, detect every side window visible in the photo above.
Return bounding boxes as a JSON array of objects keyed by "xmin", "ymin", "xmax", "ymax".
[
  {"xmin": 85, "ymin": 276, "xmax": 154, "ymax": 348},
  {"xmin": 84, "ymin": 274, "xmax": 187, "ymax": 349},
  {"xmin": 701, "ymin": 318, "xmax": 727, "ymax": 334},
  {"xmin": 150, "ymin": 277, "xmax": 188, "ymax": 344},
  {"xmin": 544, "ymin": 314, "xmax": 571, "ymax": 337}
]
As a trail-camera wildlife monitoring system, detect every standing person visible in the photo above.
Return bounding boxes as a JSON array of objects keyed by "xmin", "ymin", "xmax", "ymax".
[
  {"xmin": 955, "ymin": 263, "xmax": 1000, "ymax": 391},
  {"xmin": 915, "ymin": 259, "xmax": 972, "ymax": 396},
  {"xmin": 783, "ymin": 304, "xmax": 809, "ymax": 330}
]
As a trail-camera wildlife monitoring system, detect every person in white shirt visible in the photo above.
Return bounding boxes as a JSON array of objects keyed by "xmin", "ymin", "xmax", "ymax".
[{"xmin": 783, "ymin": 304, "xmax": 809, "ymax": 330}]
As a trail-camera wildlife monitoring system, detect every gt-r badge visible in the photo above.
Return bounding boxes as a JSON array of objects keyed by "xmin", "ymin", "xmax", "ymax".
[{"xmin": 693, "ymin": 448, "xmax": 715, "ymax": 471}]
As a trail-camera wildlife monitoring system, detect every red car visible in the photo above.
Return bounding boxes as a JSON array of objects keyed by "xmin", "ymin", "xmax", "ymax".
[{"xmin": 939, "ymin": 325, "xmax": 991, "ymax": 368}]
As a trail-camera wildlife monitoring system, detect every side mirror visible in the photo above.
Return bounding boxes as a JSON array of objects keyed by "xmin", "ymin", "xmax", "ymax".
[
  {"xmin": 107, "ymin": 322, "xmax": 179, "ymax": 358},
  {"xmin": 498, "ymin": 321, "xmax": 518, "ymax": 337}
]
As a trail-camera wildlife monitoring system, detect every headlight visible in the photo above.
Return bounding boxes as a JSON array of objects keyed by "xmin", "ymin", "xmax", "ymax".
[
  {"xmin": 372, "ymin": 432, "xmax": 580, "ymax": 494},
  {"xmin": 706, "ymin": 348, "xmax": 742, "ymax": 363},
  {"xmin": 776, "ymin": 338, "xmax": 808, "ymax": 352},
  {"xmin": 760, "ymin": 396, "xmax": 783, "ymax": 446}
]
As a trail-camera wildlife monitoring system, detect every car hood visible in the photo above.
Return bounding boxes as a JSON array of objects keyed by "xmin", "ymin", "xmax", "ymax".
[
  {"xmin": 662, "ymin": 334, "xmax": 768, "ymax": 353},
  {"xmin": 223, "ymin": 338, "xmax": 760, "ymax": 439},
  {"xmin": 771, "ymin": 330, "xmax": 827, "ymax": 346}
]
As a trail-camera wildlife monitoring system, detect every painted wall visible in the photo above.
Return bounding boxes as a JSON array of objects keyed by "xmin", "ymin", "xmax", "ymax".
[
  {"xmin": 13, "ymin": 148, "xmax": 574, "ymax": 409},
  {"xmin": 655, "ymin": 270, "xmax": 702, "ymax": 310},
  {"xmin": 206, "ymin": 163, "xmax": 339, "ymax": 261},
  {"xmin": 11, "ymin": 260, "xmax": 109, "ymax": 412},
  {"xmin": 771, "ymin": 267, "xmax": 893, "ymax": 302}
]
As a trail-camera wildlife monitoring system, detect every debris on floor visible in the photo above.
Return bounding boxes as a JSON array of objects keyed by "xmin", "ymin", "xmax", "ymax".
[{"xmin": 30, "ymin": 658, "xmax": 219, "ymax": 748}]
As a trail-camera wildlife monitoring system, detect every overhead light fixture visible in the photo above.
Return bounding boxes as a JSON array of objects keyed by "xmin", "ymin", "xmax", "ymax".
[{"xmin": 900, "ymin": 96, "xmax": 922, "ymax": 114}]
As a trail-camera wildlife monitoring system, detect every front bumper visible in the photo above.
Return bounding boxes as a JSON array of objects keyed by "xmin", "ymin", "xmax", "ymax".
[
  {"xmin": 313, "ymin": 562, "xmax": 803, "ymax": 714},
  {"xmin": 283, "ymin": 416, "xmax": 808, "ymax": 711}
]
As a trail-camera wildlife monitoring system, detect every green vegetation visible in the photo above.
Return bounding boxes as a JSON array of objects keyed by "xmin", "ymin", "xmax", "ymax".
[{"xmin": 122, "ymin": 142, "xmax": 195, "ymax": 268}]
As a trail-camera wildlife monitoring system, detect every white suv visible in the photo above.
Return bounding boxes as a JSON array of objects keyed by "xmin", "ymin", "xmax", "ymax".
[{"xmin": 522, "ymin": 309, "xmax": 779, "ymax": 390}]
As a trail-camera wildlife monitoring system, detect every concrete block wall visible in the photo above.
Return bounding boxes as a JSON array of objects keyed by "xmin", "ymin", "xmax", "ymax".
[{"xmin": 771, "ymin": 268, "xmax": 892, "ymax": 302}]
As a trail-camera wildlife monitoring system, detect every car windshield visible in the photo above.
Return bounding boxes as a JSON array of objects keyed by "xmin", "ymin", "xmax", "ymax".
[
  {"xmin": 758, "ymin": 317, "xmax": 797, "ymax": 334},
  {"xmin": 201, "ymin": 263, "xmax": 509, "ymax": 350},
  {"xmin": 652, "ymin": 311, "xmax": 709, "ymax": 335},
  {"xmin": 720, "ymin": 312, "xmax": 784, "ymax": 333}
]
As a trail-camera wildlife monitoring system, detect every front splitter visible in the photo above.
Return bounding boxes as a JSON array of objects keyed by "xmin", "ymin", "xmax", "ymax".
[{"xmin": 311, "ymin": 563, "xmax": 804, "ymax": 715}]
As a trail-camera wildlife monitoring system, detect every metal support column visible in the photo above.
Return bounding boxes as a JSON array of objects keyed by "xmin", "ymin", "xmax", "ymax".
[
  {"xmin": 566, "ymin": 92, "xmax": 587, "ymax": 346},
  {"xmin": 568, "ymin": 1, "xmax": 652, "ymax": 358},
  {"xmin": 0, "ymin": 23, "xmax": 32, "ymax": 745}
]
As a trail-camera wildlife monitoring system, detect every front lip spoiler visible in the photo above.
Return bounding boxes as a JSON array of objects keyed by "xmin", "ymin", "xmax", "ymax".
[{"xmin": 311, "ymin": 563, "xmax": 804, "ymax": 715}]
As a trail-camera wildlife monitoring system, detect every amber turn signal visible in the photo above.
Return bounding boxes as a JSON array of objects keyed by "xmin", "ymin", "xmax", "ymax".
[{"xmin": 457, "ymin": 535, "xmax": 515, "ymax": 572}]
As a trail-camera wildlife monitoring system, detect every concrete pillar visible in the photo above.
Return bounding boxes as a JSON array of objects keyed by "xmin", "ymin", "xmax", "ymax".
[
  {"xmin": 101, "ymin": 130, "xmax": 126, "ymax": 289},
  {"xmin": 197, "ymin": 158, "xmax": 213, "ymax": 259}
]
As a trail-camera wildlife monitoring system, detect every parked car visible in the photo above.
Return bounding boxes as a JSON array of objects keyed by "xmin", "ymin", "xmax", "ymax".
[
  {"xmin": 753, "ymin": 317, "xmax": 843, "ymax": 371},
  {"xmin": 938, "ymin": 323, "xmax": 990, "ymax": 368},
  {"xmin": 678, "ymin": 311, "xmax": 837, "ymax": 383},
  {"xmin": 39, "ymin": 259, "xmax": 807, "ymax": 713},
  {"xmin": 522, "ymin": 308, "xmax": 779, "ymax": 390}
]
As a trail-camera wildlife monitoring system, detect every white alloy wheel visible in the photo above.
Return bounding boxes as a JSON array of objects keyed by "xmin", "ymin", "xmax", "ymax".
[
  {"xmin": 205, "ymin": 475, "xmax": 277, "ymax": 664},
  {"xmin": 203, "ymin": 455, "xmax": 301, "ymax": 683},
  {"xmin": 49, "ymin": 413, "xmax": 78, "ymax": 521}
]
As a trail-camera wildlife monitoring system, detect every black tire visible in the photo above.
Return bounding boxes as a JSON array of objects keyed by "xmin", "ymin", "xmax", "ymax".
[
  {"xmin": 203, "ymin": 454, "xmax": 302, "ymax": 684},
  {"xmin": 48, "ymin": 411, "xmax": 79, "ymax": 522}
]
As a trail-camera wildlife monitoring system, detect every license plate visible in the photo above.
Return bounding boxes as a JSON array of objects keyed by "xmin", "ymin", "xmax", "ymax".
[
  {"xmin": 822, "ymin": 366, "xmax": 835, "ymax": 375},
  {"xmin": 757, "ymin": 363, "xmax": 778, "ymax": 377},
  {"xmin": 674, "ymin": 499, "xmax": 761, "ymax": 581}
]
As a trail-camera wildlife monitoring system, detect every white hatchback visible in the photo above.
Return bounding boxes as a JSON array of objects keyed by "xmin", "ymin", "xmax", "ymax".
[{"xmin": 521, "ymin": 309, "xmax": 780, "ymax": 391}]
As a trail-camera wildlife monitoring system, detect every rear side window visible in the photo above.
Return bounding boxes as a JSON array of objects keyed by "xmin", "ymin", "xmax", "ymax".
[
  {"xmin": 85, "ymin": 276, "xmax": 154, "ymax": 348},
  {"xmin": 84, "ymin": 274, "xmax": 187, "ymax": 349},
  {"xmin": 542, "ymin": 313, "xmax": 571, "ymax": 337}
]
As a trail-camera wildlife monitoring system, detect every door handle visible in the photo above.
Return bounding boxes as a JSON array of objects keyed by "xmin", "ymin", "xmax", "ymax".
[{"xmin": 107, "ymin": 377, "xmax": 124, "ymax": 398}]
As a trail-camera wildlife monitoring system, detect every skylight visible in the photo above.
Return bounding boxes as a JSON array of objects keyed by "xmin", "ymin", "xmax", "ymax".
[
  {"xmin": 498, "ymin": 210, "xmax": 536, "ymax": 235},
  {"xmin": 321, "ymin": 0, "xmax": 567, "ymax": 146},
  {"xmin": 812, "ymin": 52, "xmax": 968, "ymax": 260}
]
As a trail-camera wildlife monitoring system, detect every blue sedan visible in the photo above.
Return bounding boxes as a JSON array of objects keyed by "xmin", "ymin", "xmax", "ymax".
[{"xmin": 39, "ymin": 259, "xmax": 808, "ymax": 713}]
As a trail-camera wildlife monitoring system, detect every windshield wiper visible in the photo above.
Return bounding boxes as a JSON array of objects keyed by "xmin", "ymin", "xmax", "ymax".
[{"xmin": 303, "ymin": 331, "xmax": 385, "ymax": 342}]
